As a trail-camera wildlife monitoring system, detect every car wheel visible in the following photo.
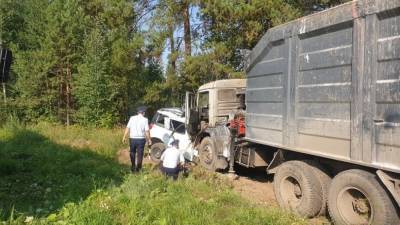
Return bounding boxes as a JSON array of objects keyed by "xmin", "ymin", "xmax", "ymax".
[{"xmin": 150, "ymin": 142, "xmax": 166, "ymax": 163}]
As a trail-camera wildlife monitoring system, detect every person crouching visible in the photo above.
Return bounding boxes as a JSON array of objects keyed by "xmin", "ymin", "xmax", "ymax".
[{"xmin": 160, "ymin": 139, "xmax": 184, "ymax": 180}]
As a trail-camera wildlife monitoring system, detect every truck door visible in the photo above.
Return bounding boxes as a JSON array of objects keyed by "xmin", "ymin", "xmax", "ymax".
[
  {"xmin": 185, "ymin": 92, "xmax": 196, "ymax": 125},
  {"xmin": 185, "ymin": 92, "xmax": 199, "ymax": 136},
  {"xmin": 366, "ymin": 9, "xmax": 400, "ymax": 170}
]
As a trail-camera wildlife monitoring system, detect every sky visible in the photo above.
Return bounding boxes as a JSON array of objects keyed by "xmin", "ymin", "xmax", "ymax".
[{"xmin": 156, "ymin": 5, "xmax": 203, "ymax": 72}]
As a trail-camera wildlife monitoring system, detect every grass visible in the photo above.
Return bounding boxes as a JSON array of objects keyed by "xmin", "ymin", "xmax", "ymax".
[
  {"xmin": 0, "ymin": 122, "xmax": 127, "ymax": 221},
  {"xmin": 0, "ymin": 122, "xmax": 308, "ymax": 225}
]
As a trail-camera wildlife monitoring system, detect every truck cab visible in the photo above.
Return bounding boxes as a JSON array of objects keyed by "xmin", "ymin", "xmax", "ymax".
[
  {"xmin": 185, "ymin": 79, "xmax": 246, "ymax": 170},
  {"xmin": 186, "ymin": 79, "xmax": 246, "ymax": 132}
]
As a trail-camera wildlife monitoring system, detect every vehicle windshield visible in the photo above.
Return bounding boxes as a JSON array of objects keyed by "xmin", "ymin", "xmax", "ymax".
[
  {"xmin": 218, "ymin": 89, "xmax": 236, "ymax": 101},
  {"xmin": 198, "ymin": 91, "xmax": 209, "ymax": 108},
  {"xmin": 170, "ymin": 120, "xmax": 185, "ymax": 134},
  {"xmin": 151, "ymin": 112, "xmax": 165, "ymax": 127}
]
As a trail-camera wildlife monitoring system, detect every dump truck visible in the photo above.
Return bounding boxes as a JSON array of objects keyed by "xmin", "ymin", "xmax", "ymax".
[{"xmin": 184, "ymin": 0, "xmax": 400, "ymax": 224}]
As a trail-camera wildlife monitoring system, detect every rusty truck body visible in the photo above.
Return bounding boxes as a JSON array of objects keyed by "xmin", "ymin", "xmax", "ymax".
[{"xmin": 185, "ymin": 1, "xmax": 400, "ymax": 224}]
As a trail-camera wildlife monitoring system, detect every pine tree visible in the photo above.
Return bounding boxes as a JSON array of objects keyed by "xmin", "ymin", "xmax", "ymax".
[
  {"xmin": 200, "ymin": 0, "xmax": 300, "ymax": 72},
  {"xmin": 74, "ymin": 27, "xmax": 115, "ymax": 126}
]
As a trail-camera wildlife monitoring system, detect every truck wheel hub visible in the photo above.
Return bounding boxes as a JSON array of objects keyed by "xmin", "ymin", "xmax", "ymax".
[
  {"xmin": 338, "ymin": 188, "xmax": 372, "ymax": 224},
  {"xmin": 353, "ymin": 199, "xmax": 369, "ymax": 214}
]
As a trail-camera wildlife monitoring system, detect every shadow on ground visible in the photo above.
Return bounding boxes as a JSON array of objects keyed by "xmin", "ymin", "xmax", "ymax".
[
  {"xmin": 234, "ymin": 164, "xmax": 274, "ymax": 182},
  {"xmin": 0, "ymin": 129, "xmax": 128, "ymax": 220}
]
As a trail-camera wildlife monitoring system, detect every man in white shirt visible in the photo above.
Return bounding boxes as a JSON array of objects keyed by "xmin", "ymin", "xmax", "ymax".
[
  {"xmin": 160, "ymin": 139, "xmax": 185, "ymax": 180},
  {"xmin": 123, "ymin": 106, "xmax": 152, "ymax": 173}
]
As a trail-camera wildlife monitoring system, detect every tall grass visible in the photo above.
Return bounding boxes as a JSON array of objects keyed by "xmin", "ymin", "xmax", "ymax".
[
  {"xmin": 11, "ymin": 169, "xmax": 306, "ymax": 225},
  {"xmin": 0, "ymin": 123, "xmax": 308, "ymax": 225},
  {"xmin": 31, "ymin": 122, "xmax": 125, "ymax": 159},
  {"xmin": 0, "ymin": 123, "xmax": 127, "ymax": 221}
]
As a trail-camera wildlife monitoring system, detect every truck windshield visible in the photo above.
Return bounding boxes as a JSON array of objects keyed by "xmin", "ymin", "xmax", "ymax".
[
  {"xmin": 198, "ymin": 91, "xmax": 209, "ymax": 108},
  {"xmin": 218, "ymin": 89, "xmax": 236, "ymax": 101}
]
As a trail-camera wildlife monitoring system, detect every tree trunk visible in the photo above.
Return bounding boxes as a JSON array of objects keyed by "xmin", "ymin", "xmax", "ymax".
[
  {"xmin": 182, "ymin": 1, "xmax": 191, "ymax": 56},
  {"xmin": 58, "ymin": 69, "xmax": 62, "ymax": 122},
  {"xmin": 2, "ymin": 82, "xmax": 6, "ymax": 105},
  {"xmin": 58, "ymin": 65, "xmax": 72, "ymax": 126},
  {"xmin": 66, "ymin": 66, "xmax": 71, "ymax": 126},
  {"xmin": 169, "ymin": 23, "xmax": 176, "ymax": 73}
]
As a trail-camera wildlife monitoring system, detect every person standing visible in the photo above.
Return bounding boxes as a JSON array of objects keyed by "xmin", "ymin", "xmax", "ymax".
[
  {"xmin": 160, "ymin": 139, "xmax": 185, "ymax": 180},
  {"xmin": 123, "ymin": 106, "xmax": 152, "ymax": 173}
]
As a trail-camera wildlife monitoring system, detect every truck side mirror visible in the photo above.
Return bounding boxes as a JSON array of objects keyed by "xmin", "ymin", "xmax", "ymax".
[{"xmin": 0, "ymin": 48, "xmax": 13, "ymax": 83}]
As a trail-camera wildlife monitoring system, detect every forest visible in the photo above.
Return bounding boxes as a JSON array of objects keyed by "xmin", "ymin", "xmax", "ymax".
[{"xmin": 0, "ymin": 0, "xmax": 348, "ymax": 127}]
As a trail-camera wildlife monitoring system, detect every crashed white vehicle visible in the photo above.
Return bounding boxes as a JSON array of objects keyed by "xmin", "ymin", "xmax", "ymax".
[{"xmin": 149, "ymin": 108, "xmax": 196, "ymax": 162}]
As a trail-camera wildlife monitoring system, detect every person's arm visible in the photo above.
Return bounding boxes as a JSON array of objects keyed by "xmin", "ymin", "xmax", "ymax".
[
  {"xmin": 123, "ymin": 118, "xmax": 131, "ymax": 143},
  {"xmin": 160, "ymin": 150, "xmax": 165, "ymax": 161},
  {"xmin": 179, "ymin": 153, "xmax": 185, "ymax": 167},
  {"xmin": 159, "ymin": 150, "xmax": 166, "ymax": 165},
  {"xmin": 145, "ymin": 131, "xmax": 152, "ymax": 146},
  {"xmin": 144, "ymin": 119, "xmax": 152, "ymax": 145},
  {"xmin": 122, "ymin": 127, "xmax": 129, "ymax": 144}
]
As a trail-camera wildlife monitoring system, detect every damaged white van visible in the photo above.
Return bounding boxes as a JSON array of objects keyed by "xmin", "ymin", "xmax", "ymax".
[{"xmin": 149, "ymin": 108, "xmax": 195, "ymax": 162}]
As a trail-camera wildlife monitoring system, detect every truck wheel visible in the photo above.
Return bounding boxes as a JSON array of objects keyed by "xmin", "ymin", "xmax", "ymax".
[
  {"xmin": 305, "ymin": 160, "xmax": 331, "ymax": 216},
  {"xmin": 328, "ymin": 169, "xmax": 399, "ymax": 225},
  {"xmin": 150, "ymin": 143, "xmax": 166, "ymax": 163},
  {"xmin": 273, "ymin": 160, "xmax": 324, "ymax": 218},
  {"xmin": 199, "ymin": 137, "xmax": 217, "ymax": 171}
]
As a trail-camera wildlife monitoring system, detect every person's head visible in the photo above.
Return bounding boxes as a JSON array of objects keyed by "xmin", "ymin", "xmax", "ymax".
[
  {"xmin": 171, "ymin": 139, "xmax": 180, "ymax": 148},
  {"xmin": 137, "ymin": 106, "xmax": 147, "ymax": 115}
]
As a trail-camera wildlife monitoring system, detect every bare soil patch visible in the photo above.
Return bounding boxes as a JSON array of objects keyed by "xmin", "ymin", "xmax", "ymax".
[
  {"xmin": 232, "ymin": 176, "xmax": 276, "ymax": 205},
  {"xmin": 116, "ymin": 148, "xmax": 154, "ymax": 166},
  {"xmin": 224, "ymin": 170, "xmax": 277, "ymax": 207}
]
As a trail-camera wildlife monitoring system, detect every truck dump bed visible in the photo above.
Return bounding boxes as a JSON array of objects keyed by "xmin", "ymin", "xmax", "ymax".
[{"xmin": 245, "ymin": 0, "xmax": 400, "ymax": 173}]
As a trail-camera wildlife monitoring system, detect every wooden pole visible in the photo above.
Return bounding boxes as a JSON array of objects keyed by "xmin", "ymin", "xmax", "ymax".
[{"xmin": 2, "ymin": 82, "xmax": 6, "ymax": 105}]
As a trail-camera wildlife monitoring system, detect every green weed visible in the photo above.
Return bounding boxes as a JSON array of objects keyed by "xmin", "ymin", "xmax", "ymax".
[
  {"xmin": 0, "ymin": 124, "xmax": 127, "ymax": 221},
  {"xmin": 0, "ymin": 124, "xmax": 308, "ymax": 225}
]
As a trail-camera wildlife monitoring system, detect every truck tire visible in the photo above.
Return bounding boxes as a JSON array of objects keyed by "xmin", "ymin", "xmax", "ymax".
[
  {"xmin": 328, "ymin": 169, "xmax": 399, "ymax": 225},
  {"xmin": 305, "ymin": 160, "xmax": 331, "ymax": 216},
  {"xmin": 150, "ymin": 142, "xmax": 166, "ymax": 163},
  {"xmin": 199, "ymin": 137, "xmax": 217, "ymax": 171},
  {"xmin": 273, "ymin": 160, "xmax": 324, "ymax": 218}
]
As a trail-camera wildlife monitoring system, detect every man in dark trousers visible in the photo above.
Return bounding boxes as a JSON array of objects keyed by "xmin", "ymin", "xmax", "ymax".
[{"xmin": 123, "ymin": 106, "xmax": 152, "ymax": 173}]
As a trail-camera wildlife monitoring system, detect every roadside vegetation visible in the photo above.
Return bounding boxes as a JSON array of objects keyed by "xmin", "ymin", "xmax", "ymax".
[
  {"xmin": 0, "ymin": 0, "xmax": 349, "ymax": 126},
  {"xmin": 0, "ymin": 122, "xmax": 307, "ymax": 225}
]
